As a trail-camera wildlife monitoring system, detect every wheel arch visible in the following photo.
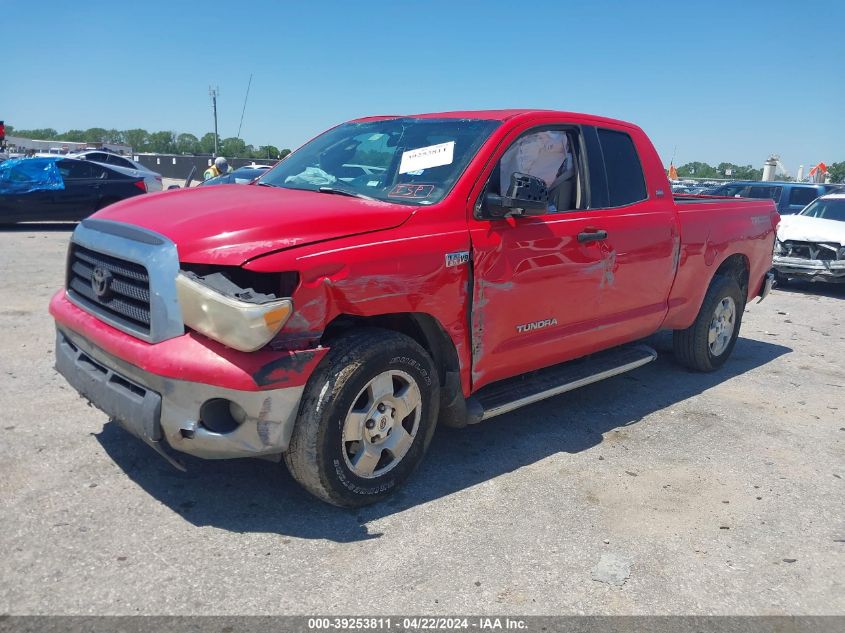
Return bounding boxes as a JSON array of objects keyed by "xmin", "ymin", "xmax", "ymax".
[
  {"xmin": 663, "ymin": 251, "xmax": 751, "ymax": 331},
  {"xmin": 712, "ymin": 253, "xmax": 750, "ymax": 300},
  {"xmin": 321, "ymin": 311, "xmax": 469, "ymax": 428},
  {"xmin": 321, "ymin": 312, "xmax": 461, "ymax": 387}
]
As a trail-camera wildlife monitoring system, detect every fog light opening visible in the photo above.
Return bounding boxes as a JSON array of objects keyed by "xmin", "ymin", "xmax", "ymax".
[{"xmin": 199, "ymin": 399, "xmax": 246, "ymax": 434}]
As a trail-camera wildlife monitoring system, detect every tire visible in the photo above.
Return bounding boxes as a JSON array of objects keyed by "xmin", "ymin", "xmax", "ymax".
[
  {"xmin": 284, "ymin": 328, "xmax": 440, "ymax": 507},
  {"xmin": 673, "ymin": 275, "xmax": 745, "ymax": 372}
]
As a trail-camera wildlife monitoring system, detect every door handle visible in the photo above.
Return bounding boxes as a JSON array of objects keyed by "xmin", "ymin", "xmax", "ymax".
[{"xmin": 577, "ymin": 229, "xmax": 608, "ymax": 243}]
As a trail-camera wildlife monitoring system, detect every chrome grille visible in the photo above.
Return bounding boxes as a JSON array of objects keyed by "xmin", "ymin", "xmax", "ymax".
[
  {"xmin": 782, "ymin": 241, "xmax": 842, "ymax": 261},
  {"xmin": 67, "ymin": 243, "xmax": 152, "ymax": 334}
]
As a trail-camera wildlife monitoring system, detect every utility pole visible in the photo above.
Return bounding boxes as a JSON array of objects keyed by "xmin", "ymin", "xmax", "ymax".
[{"xmin": 209, "ymin": 86, "xmax": 219, "ymax": 157}]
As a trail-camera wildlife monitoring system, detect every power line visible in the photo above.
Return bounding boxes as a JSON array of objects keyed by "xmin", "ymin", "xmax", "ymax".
[{"xmin": 237, "ymin": 74, "xmax": 253, "ymax": 140}]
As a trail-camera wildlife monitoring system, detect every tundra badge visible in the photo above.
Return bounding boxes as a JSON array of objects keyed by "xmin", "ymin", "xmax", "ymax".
[{"xmin": 516, "ymin": 318, "xmax": 558, "ymax": 333}]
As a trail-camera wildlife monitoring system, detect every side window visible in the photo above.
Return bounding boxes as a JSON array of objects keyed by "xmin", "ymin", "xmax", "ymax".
[
  {"xmin": 596, "ymin": 128, "xmax": 647, "ymax": 207},
  {"xmin": 716, "ymin": 184, "xmax": 750, "ymax": 197},
  {"xmin": 57, "ymin": 160, "xmax": 95, "ymax": 180},
  {"xmin": 789, "ymin": 187, "xmax": 819, "ymax": 207},
  {"xmin": 85, "ymin": 153, "xmax": 109, "ymax": 163},
  {"xmin": 493, "ymin": 128, "xmax": 584, "ymax": 212},
  {"xmin": 748, "ymin": 185, "xmax": 781, "ymax": 200}
]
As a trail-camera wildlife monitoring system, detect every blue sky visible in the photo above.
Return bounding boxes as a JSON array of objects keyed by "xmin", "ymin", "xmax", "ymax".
[{"xmin": 4, "ymin": 0, "xmax": 843, "ymax": 174}]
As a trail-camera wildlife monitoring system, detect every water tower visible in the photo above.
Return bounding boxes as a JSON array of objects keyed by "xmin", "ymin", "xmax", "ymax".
[{"xmin": 762, "ymin": 155, "xmax": 779, "ymax": 181}]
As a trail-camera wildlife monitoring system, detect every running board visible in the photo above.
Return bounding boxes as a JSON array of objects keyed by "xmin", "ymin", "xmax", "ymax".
[{"xmin": 467, "ymin": 344, "xmax": 657, "ymax": 422}]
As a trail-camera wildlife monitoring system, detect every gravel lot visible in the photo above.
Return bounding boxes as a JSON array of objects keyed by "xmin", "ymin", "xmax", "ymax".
[{"xmin": 0, "ymin": 223, "xmax": 843, "ymax": 616}]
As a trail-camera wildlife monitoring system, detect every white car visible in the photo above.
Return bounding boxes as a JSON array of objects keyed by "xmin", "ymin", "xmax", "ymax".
[
  {"xmin": 773, "ymin": 192, "xmax": 845, "ymax": 284},
  {"xmin": 67, "ymin": 150, "xmax": 163, "ymax": 192}
]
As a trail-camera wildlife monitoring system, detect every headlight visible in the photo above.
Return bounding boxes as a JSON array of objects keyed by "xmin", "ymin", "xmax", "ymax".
[
  {"xmin": 176, "ymin": 272, "xmax": 293, "ymax": 352},
  {"xmin": 773, "ymin": 238, "xmax": 783, "ymax": 255}
]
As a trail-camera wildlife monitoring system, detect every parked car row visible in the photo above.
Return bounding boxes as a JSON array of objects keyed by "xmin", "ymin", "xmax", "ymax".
[{"xmin": 703, "ymin": 180, "xmax": 843, "ymax": 215}]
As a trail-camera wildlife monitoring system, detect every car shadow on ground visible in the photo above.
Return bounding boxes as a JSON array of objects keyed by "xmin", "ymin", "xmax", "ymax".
[
  {"xmin": 94, "ymin": 333, "xmax": 791, "ymax": 542},
  {"xmin": 0, "ymin": 222, "xmax": 77, "ymax": 232},
  {"xmin": 774, "ymin": 282, "xmax": 845, "ymax": 300}
]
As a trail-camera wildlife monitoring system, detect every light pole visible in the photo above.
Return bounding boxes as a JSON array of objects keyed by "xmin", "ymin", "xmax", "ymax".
[{"xmin": 209, "ymin": 86, "xmax": 219, "ymax": 157}]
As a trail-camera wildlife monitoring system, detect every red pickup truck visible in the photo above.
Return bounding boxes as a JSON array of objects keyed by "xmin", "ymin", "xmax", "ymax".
[{"xmin": 50, "ymin": 110, "xmax": 778, "ymax": 507}]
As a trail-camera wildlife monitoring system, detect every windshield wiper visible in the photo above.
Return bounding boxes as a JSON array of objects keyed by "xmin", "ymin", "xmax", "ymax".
[
  {"xmin": 317, "ymin": 186, "xmax": 375, "ymax": 201},
  {"xmin": 254, "ymin": 181, "xmax": 279, "ymax": 187}
]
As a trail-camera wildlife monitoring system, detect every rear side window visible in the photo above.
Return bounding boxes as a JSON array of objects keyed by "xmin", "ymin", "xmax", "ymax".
[
  {"xmin": 788, "ymin": 186, "xmax": 819, "ymax": 207},
  {"xmin": 596, "ymin": 128, "xmax": 647, "ymax": 207},
  {"xmin": 107, "ymin": 154, "xmax": 136, "ymax": 169}
]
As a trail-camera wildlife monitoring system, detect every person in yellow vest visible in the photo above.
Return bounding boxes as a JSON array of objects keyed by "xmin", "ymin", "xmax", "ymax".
[{"xmin": 204, "ymin": 156, "xmax": 232, "ymax": 181}]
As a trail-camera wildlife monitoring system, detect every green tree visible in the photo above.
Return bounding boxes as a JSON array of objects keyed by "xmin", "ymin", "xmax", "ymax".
[
  {"xmin": 253, "ymin": 145, "xmax": 280, "ymax": 159},
  {"xmin": 175, "ymin": 133, "xmax": 199, "ymax": 154},
  {"xmin": 104, "ymin": 129, "xmax": 123, "ymax": 144},
  {"xmin": 57, "ymin": 129, "xmax": 86, "ymax": 142},
  {"xmin": 827, "ymin": 162, "xmax": 845, "ymax": 184},
  {"xmin": 147, "ymin": 131, "xmax": 176, "ymax": 154},
  {"xmin": 198, "ymin": 132, "xmax": 218, "ymax": 154},
  {"xmin": 13, "ymin": 128, "xmax": 58, "ymax": 139},
  {"xmin": 676, "ymin": 161, "xmax": 717, "ymax": 179},
  {"xmin": 220, "ymin": 137, "xmax": 247, "ymax": 157},
  {"xmin": 83, "ymin": 128, "xmax": 109, "ymax": 144},
  {"xmin": 122, "ymin": 129, "xmax": 149, "ymax": 153},
  {"xmin": 279, "ymin": 148, "xmax": 291, "ymax": 159},
  {"xmin": 733, "ymin": 165, "xmax": 763, "ymax": 180}
]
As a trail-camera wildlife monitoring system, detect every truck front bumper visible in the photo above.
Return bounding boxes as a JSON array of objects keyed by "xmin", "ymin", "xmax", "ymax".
[
  {"xmin": 56, "ymin": 327, "xmax": 307, "ymax": 463},
  {"xmin": 772, "ymin": 256, "xmax": 845, "ymax": 282}
]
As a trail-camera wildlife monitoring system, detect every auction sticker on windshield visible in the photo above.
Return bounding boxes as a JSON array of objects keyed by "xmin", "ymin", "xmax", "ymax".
[{"xmin": 399, "ymin": 141, "xmax": 455, "ymax": 174}]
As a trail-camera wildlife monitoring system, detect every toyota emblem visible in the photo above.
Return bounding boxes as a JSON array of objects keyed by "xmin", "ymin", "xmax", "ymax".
[{"xmin": 91, "ymin": 266, "xmax": 113, "ymax": 300}]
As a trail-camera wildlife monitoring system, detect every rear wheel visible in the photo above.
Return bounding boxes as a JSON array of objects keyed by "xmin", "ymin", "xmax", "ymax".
[
  {"xmin": 284, "ymin": 328, "xmax": 439, "ymax": 507},
  {"xmin": 673, "ymin": 275, "xmax": 745, "ymax": 372}
]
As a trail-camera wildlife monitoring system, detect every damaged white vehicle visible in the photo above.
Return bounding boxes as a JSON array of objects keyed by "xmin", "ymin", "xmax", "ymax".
[{"xmin": 773, "ymin": 193, "xmax": 845, "ymax": 283}]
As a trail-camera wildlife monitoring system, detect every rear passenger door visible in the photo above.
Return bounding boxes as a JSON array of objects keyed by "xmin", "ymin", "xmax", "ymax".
[{"xmin": 577, "ymin": 126, "xmax": 679, "ymax": 347}]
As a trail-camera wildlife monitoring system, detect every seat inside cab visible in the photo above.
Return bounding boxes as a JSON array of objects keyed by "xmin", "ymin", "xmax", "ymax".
[{"xmin": 494, "ymin": 130, "xmax": 583, "ymax": 212}]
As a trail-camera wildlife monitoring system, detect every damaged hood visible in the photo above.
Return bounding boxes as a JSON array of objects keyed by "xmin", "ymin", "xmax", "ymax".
[
  {"xmin": 93, "ymin": 185, "xmax": 413, "ymax": 264},
  {"xmin": 778, "ymin": 214, "xmax": 845, "ymax": 246}
]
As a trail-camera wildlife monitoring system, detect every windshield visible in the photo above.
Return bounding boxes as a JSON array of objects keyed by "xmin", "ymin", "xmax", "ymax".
[
  {"xmin": 258, "ymin": 117, "xmax": 500, "ymax": 205},
  {"xmin": 800, "ymin": 197, "xmax": 845, "ymax": 222}
]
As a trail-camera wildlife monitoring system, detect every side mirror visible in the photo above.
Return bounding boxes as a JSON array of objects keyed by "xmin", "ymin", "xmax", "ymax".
[{"xmin": 483, "ymin": 172, "xmax": 549, "ymax": 218}]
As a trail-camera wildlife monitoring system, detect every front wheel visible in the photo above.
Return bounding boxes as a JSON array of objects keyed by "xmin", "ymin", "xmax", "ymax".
[
  {"xmin": 284, "ymin": 328, "xmax": 439, "ymax": 507},
  {"xmin": 673, "ymin": 275, "xmax": 745, "ymax": 372}
]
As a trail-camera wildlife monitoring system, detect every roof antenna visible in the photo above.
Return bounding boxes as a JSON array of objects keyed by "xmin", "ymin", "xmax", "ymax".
[{"xmin": 237, "ymin": 74, "xmax": 253, "ymax": 140}]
